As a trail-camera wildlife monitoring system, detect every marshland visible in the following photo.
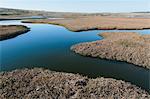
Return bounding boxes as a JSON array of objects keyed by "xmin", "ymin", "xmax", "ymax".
[{"xmin": 0, "ymin": 5, "xmax": 150, "ymax": 99}]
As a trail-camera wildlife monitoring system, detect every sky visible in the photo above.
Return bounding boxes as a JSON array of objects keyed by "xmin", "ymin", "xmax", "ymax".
[{"xmin": 0, "ymin": 0, "xmax": 150, "ymax": 13}]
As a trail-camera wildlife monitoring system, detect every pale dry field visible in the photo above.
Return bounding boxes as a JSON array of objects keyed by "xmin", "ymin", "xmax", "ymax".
[{"xmin": 23, "ymin": 16, "xmax": 150, "ymax": 31}]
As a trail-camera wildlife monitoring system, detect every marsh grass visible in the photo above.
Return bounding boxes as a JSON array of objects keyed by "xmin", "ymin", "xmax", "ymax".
[{"xmin": 0, "ymin": 25, "xmax": 30, "ymax": 40}]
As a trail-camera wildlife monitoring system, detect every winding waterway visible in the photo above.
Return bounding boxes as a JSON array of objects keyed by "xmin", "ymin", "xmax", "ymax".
[{"xmin": 0, "ymin": 20, "xmax": 149, "ymax": 92}]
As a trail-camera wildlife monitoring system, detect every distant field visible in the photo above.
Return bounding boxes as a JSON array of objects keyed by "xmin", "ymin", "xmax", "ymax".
[{"xmin": 0, "ymin": 8, "xmax": 150, "ymax": 20}]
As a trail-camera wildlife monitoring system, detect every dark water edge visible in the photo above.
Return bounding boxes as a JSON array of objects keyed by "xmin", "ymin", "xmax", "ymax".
[{"xmin": 0, "ymin": 20, "xmax": 150, "ymax": 92}]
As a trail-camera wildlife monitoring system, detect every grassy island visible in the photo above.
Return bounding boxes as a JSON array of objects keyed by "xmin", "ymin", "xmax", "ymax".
[
  {"xmin": 71, "ymin": 32, "xmax": 150, "ymax": 69},
  {"xmin": 0, "ymin": 25, "xmax": 30, "ymax": 41}
]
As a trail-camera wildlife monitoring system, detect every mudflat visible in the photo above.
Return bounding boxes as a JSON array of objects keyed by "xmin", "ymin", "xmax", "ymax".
[
  {"xmin": 71, "ymin": 32, "xmax": 150, "ymax": 69},
  {"xmin": 0, "ymin": 68, "xmax": 149, "ymax": 99},
  {"xmin": 0, "ymin": 25, "xmax": 30, "ymax": 40},
  {"xmin": 22, "ymin": 16, "xmax": 150, "ymax": 31}
]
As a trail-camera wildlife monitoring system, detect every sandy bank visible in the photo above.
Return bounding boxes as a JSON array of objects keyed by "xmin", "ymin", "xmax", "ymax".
[
  {"xmin": 0, "ymin": 68, "xmax": 149, "ymax": 99},
  {"xmin": 71, "ymin": 32, "xmax": 150, "ymax": 69},
  {"xmin": 22, "ymin": 16, "xmax": 150, "ymax": 31},
  {"xmin": 0, "ymin": 25, "xmax": 30, "ymax": 41}
]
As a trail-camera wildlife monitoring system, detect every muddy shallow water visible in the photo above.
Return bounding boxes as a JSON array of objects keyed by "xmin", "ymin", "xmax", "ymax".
[{"xmin": 0, "ymin": 20, "xmax": 149, "ymax": 92}]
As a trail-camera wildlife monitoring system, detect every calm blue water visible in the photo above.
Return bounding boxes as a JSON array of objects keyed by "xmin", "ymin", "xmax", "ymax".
[{"xmin": 0, "ymin": 20, "xmax": 150, "ymax": 92}]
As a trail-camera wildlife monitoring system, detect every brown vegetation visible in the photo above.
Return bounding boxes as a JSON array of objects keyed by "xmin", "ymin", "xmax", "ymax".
[
  {"xmin": 0, "ymin": 25, "xmax": 30, "ymax": 40},
  {"xmin": 22, "ymin": 16, "xmax": 150, "ymax": 31},
  {"xmin": 0, "ymin": 68, "xmax": 149, "ymax": 99},
  {"xmin": 71, "ymin": 32, "xmax": 150, "ymax": 69}
]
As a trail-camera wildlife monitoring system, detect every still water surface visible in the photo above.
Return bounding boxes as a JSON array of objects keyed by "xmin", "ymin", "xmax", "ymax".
[{"xmin": 0, "ymin": 20, "xmax": 149, "ymax": 92}]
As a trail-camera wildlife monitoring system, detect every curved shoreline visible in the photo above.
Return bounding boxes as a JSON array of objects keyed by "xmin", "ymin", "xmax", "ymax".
[
  {"xmin": 71, "ymin": 32, "xmax": 150, "ymax": 69},
  {"xmin": 0, "ymin": 25, "xmax": 30, "ymax": 41},
  {"xmin": 0, "ymin": 68, "xmax": 149, "ymax": 98}
]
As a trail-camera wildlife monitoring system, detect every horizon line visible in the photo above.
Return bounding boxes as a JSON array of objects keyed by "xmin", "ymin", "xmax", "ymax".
[{"xmin": 1, "ymin": 7, "xmax": 150, "ymax": 14}]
